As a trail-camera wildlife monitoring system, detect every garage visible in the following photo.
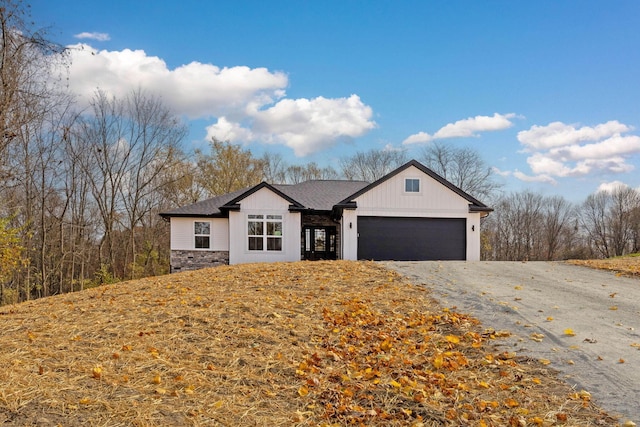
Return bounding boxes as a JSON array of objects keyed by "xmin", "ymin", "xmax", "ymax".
[{"xmin": 357, "ymin": 216, "xmax": 466, "ymax": 261}]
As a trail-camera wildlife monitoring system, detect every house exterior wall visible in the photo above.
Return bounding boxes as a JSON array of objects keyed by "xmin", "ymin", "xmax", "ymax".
[
  {"xmin": 168, "ymin": 217, "xmax": 230, "ymax": 272},
  {"xmin": 170, "ymin": 250, "xmax": 229, "ymax": 272},
  {"xmin": 346, "ymin": 165, "xmax": 482, "ymax": 261},
  {"xmin": 341, "ymin": 209, "xmax": 358, "ymax": 260},
  {"xmin": 354, "ymin": 166, "xmax": 471, "ymax": 217},
  {"xmin": 228, "ymin": 187, "xmax": 302, "ymax": 265},
  {"xmin": 170, "ymin": 217, "xmax": 229, "ymax": 251}
]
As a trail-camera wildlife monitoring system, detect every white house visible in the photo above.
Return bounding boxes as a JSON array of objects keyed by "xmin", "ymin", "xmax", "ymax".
[{"xmin": 160, "ymin": 160, "xmax": 492, "ymax": 271}]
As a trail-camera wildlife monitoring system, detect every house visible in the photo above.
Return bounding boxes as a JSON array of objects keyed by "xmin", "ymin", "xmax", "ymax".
[{"xmin": 160, "ymin": 159, "xmax": 492, "ymax": 271}]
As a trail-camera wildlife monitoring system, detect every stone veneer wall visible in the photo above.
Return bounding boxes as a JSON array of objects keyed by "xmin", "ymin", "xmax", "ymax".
[{"xmin": 170, "ymin": 250, "xmax": 229, "ymax": 273}]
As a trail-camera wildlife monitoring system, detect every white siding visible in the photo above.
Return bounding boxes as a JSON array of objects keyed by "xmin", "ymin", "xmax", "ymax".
[
  {"xmin": 354, "ymin": 166, "xmax": 470, "ymax": 217},
  {"xmin": 228, "ymin": 187, "xmax": 301, "ymax": 265},
  {"xmin": 341, "ymin": 209, "xmax": 358, "ymax": 261},
  {"xmin": 467, "ymin": 214, "xmax": 481, "ymax": 261},
  {"xmin": 170, "ymin": 217, "xmax": 229, "ymax": 251},
  {"xmin": 342, "ymin": 165, "xmax": 483, "ymax": 261}
]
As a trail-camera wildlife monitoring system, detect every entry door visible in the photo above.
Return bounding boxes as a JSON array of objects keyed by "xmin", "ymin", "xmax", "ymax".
[{"xmin": 303, "ymin": 226, "xmax": 337, "ymax": 260}]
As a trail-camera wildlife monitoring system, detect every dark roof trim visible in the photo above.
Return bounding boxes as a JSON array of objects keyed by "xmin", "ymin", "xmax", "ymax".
[
  {"xmin": 339, "ymin": 159, "xmax": 493, "ymax": 212},
  {"xmin": 220, "ymin": 182, "xmax": 306, "ymax": 210},
  {"xmin": 159, "ymin": 212, "xmax": 227, "ymax": 219}
]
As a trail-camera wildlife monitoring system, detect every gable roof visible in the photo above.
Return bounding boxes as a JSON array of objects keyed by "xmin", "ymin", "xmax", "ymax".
[
  {"xmin": 159, "ymin": 180, "xmax": 370, "ymax": 218},
  {"xmin": 338, "ymin": 159, "xmax": 493, "ymax": 212},
  {"xmin": 159, "ymin": 187, "xmax": 249, "ymax": 218},
  {"xmin": 159, "ymin": 159, "xmax": 492, "ymax": 218},
  {"xmin": 273, "ymin": 180, "xmax": 369, "ymax": 211},
  {"xmin": 220, "ymin": 182, "xmax": 306, "ymax": 212}
]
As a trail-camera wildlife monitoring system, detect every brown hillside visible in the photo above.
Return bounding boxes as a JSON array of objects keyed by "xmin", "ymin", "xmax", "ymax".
[
  {"xmin": 568, "ymin": 255, "xmax": 640, "ymax": 278},
  {"xmin": 0, "ymin": 261, "xmax": 617, "ymax": 426}
]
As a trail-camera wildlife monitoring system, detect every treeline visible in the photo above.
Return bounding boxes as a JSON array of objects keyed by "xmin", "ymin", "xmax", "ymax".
[
  {"xmin": 483, "ymin": 188, "xmax": 640, "ymax": 261},
  {"xmin": 2, "ymin": 1, "xmax": 639, "ymax": 306}
]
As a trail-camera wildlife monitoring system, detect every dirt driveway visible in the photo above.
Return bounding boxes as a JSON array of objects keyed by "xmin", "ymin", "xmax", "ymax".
[{"xmin": 385, "ymin": 261, "xmax": 640, "ymax": 423}]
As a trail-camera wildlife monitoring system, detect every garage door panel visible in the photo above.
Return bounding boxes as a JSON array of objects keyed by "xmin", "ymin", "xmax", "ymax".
[{"xmin": 357, "ymin": 217, "xmax": 466, "ymax": 261}]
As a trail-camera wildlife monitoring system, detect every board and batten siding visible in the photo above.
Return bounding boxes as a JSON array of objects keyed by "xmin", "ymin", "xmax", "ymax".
[
  {"xmin": 342, "ymin": 166, "xmax": 482, "ymax": 261},
  {"xmin": 228, "ymin": 187, "xmax": 302, "ymax": 265},
  {"xmin": 170, "ymin": 217, "xmax": 229, "ymax": 251}
]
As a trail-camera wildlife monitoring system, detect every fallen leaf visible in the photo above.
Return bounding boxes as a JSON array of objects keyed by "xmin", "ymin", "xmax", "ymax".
[
  {"xmin": 530, "ymin": 333, "xmax": 544, "ymax": 342},
  {"xmin": 445, "ymin": 335, "xmax": 460, "ymax": 344},
  {"xmin": 563, "ymin": 328, "xmax": 576, "ymax": 337},
  {"xmin": 504, "ymin": 398, "xmax": 519, "ymax": 408},
  {"xmin": 92, "ymin": 366, "xmax": 103, "ymax": 379}
]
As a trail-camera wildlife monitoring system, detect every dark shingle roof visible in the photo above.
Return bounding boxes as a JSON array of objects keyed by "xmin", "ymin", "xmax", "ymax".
[
  {"xmin": 160, "ymin": 160, "xmax": 493, "ymax": 218},
  {"xmin": 159, "ymin": 187, "xmax": 250, "ymax": 217},
  {"xmin": 159, "ymin": 180, "xmax": 369, "ymax": 217},
  {"xmin": 273, "ymin": 180, "xmax": 369, "ymax": 211}
]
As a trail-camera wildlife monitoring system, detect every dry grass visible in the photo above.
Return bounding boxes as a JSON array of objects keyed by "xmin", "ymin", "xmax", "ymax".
[
  {"xmin": 0, "ymin": 261, "xmax": 619, "ymax": 426},
  {"xmin": 568, "ymin": 254, "xmax": 640, "ymax": 278}
]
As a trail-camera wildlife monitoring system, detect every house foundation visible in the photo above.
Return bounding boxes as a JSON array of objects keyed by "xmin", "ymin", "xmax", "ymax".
[{"xmin": 170, "ymin": 250, "xmax": 229, "ymax": 272}]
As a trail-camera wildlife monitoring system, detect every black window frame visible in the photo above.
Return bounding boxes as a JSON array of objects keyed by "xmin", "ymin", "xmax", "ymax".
[
  {"xmin": 405, "ymin": 178, "xmax": 420, "ymax": 193},
  {"xmin": 194, "ymin": 221, "xmax": 211, "ymax": 249},
  {"xmin": 248, "ymin": 214, "xmax": 283, "ymax": 252}
]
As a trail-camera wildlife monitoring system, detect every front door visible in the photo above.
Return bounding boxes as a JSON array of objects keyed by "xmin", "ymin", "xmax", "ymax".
[{"xmin": 303, "ymin": 226, "xmax": 337, "ymax": 260}]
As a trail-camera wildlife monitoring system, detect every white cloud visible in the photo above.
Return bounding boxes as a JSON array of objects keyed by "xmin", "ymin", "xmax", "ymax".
[
  {"xmin": 403, "ymin": 113, "xmax": 517, "ymax": 145},
  {"xmin": 61, "ymin": 44, "xmax": 376, "ymax": 156},
  {"xmin": 402, "ymin": 131, "xmax": 432, "ymax": 145},
  {"xmin": 512, "ymin": 170, "xmax": 557, "ymax": 184},
  {"xmin": 510, "ymin": 120, "xmax": 640, "ymax": 184},
  {"xmin": 65, "ymin": 43, "xmax": 288, "ymax": 119},
  {"xmin": 597, "ymin": 180, "xmax": 629, "ymax": 193},
  {"xmin": 207, "ymin": 95, "xmax": 376, "ymax": 157},
  {"xmin": 518, "ymin": 120, "xmax": 632, "ymax": 151},
  {"xmin": 383, "ymin": 143, "xmax": 404, "ymax": 152},
  {"xmin": 74, "ymin": 32, "xmax": 111, "ymax": 41}
]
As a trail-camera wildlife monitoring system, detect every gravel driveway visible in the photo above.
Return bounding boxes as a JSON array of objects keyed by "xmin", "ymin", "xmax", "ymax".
[{"xmin": 385, "ymin": 261, "xmax": 640, "ymax": 424}]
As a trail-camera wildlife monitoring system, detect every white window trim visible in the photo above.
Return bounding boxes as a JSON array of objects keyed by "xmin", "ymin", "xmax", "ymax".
[
  {"xmin": 247, "ymin": 214, "xmax": 283, "ymax": 252},
  {"xmin": 404, "ymin": 177, "xmax": 422, "ymax": 194},
  {"xmin": 194, "ymin": 220, "xmax": 211, "ymax": 249}
]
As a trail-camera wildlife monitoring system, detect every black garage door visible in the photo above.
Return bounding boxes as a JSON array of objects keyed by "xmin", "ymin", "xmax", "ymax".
[{"xmin": 357, "ymin": 217, "xmax": 466, "ymax": 261}]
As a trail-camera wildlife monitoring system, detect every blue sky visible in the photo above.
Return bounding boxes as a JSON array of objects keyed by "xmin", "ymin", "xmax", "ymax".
[{"xmin": 30, "ymin": 0, "xmax": 640, "ymax": 202}]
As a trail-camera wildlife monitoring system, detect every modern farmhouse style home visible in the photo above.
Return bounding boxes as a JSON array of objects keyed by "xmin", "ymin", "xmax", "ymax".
[{"xmin": 160, "ymin": 160, "xmax": 492, "ymax": 272}]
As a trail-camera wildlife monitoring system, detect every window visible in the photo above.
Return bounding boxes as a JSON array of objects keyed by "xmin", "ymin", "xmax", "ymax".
[
  {"xmin": 405, "ymin": 178, "xmax": 420, "ymax": 193},
  {"xmin": 248, "ymin": 214, "xmax": 283, "ymax": 251},
  {"xmin": 194, "ymin": 221, "xmax": 210, "ymax": 249}
]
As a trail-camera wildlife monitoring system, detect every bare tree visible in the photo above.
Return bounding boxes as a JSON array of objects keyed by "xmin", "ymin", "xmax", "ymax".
[
  {"xmin": 581, "ymin": 191, "xmax": 611, "ymax": 258},
  {"xmin": 608, "ymin": 186, "xmax": 640, "ymax": 256},
  {"xmin": 541, "ymin": 196, "xmax": 575, "ymax": 260},
  {"xmin": 484, "ymin": 191, "xmax": 545, "ymax": 260},
  {"xmin": 420, "ymin": 142, "xmax": 501, "ymax": 201},
  {"xmin": 340, "ymin": 148, "xmax": 407, "ymax": 182},
  {"xmin": 0, "ymin": 0, "xmax": 67, "ymax": 173},
  {"xmin": 261, "ymin": 151, "xmax": 288, "ymax": 184},
  {"xmin": 284, "ymin": 162, "xmax": 339, "ymax": 184},
  {"xmin": 71, "ymin": 89, "xmax": 187, "ymax": 279},
  {"xmin": 580, "ymin": 187, "xmax": 640, "ymax": 258},
  {"xmin": 195, "ymin": 138, "xmax": 265, "ymax": 197}
]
